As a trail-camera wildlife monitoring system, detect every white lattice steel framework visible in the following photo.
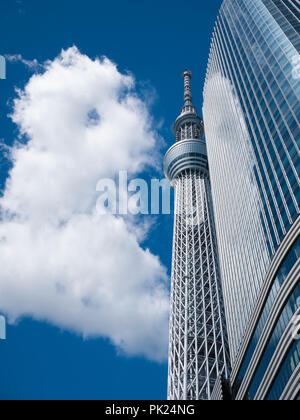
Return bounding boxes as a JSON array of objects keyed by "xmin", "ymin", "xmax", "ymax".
[{"xmin": 164, "ymin": 71, "xmax": 230, "ymax": 400}]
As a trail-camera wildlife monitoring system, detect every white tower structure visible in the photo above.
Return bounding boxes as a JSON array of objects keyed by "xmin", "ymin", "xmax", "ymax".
[{"xmin": 164, "ymin": 71, "xmax": 230, "ymax": 400}]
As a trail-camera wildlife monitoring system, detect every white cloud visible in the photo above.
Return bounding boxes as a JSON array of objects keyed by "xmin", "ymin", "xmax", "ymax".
[{"xmin": 0, "ymin": 46, "xmax": 169, "ymax": 361}]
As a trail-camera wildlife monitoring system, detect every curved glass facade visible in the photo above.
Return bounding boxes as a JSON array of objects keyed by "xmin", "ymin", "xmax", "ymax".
[
  {"xmin": 203, "ymin": 0, "xmax": 300, "ymax": 400},
  {"xmin": 246, "ymin": 282, "xmax": 300, "ymax": 399},
  {"xmin": 235, "ymin": 236, "xmax": 300, "ymax": 390},
  {"xmin": 266, "ymin": 339, "xmax": 300, "ymax": 400}
]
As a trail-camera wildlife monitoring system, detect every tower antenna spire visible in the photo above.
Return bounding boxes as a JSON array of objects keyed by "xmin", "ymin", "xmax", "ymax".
[
  {"xmin": 182, "ymin": 70, "xmax": 193, "ymax": 106},
  {"xmin": 173, "ymin": 69, "xmax": 204, "ymax": 142}
]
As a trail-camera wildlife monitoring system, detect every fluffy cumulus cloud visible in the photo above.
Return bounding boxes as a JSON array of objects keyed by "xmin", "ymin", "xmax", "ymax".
[{"xmin": 0, "ymin": 47, "xmax": 169, "ymax": 361}]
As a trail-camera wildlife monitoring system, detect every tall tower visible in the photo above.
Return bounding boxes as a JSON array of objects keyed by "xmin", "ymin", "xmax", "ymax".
[
  {"xmin": 164, "ymin": 71, "xmax": 230, "ymax": 400},
  {"xmin": 203, "ymin": 0, "xmax": 300, "ymax": 400}
]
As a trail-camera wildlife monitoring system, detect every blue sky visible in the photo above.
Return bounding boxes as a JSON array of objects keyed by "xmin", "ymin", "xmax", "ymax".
[{"xmin": 0, "ymin": 0, "xmax": 222, "ymax": 400}]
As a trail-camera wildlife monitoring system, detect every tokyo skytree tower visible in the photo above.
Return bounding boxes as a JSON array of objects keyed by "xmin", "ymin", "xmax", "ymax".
[{"xmin": 164, "ymin": 71, "xmax": 230, "ymax": 400}]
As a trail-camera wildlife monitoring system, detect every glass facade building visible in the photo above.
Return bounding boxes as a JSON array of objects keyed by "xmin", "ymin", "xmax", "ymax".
[{"xmin": 203, "ymin": 0, "xmax": 300, "ymax": 400}]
